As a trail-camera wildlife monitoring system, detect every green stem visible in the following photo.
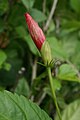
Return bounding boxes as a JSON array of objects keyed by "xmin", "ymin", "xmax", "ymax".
[{"xmin": 47, "ymin": 67, "xmax": 62, "ymax": 120}]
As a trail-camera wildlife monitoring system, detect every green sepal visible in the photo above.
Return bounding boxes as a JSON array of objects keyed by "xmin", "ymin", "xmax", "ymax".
[{"xmin": 41, "ymin": 41, "xmax": 52, "ymax": 67}]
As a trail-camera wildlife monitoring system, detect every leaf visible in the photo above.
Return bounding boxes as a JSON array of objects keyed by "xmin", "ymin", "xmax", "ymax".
[
  {"xmin": 62, "ymin": 20, "xmax": 80, "ymax": 30},
  {"xmin": 70, "ymin": 0, "xmax": 80, "ymax": 13},
  {"xmin": 15, "ymin": 26, "xmax": 27, "ymax": 38},
  {"xmin": 16, "ymin": 26, "xmax": 39, "ymax": 55},
  {"xmin": 0, "ymin": 86, "xmax": 5, "ymax": 91},
  {"xmin": 71, "ymin": 40, "xmax": 80, "ymax": 69},
  {"xmin": 30, "ymin": 8, "xmax": 46, "ymax": 22},
  {"xmin": 47, "ymin": 37, "xmax": 68, "ymax": 60},
  {"xmin": 52, "ymin": 78, "xmax": 61, "ymax": 91},
  {"xmin": 8, "ymin": 4, "xmax": 26, "ymax": 27},
  {"xmin": 21, "ymin": 0, "xmax": 35, "ymax": 10},
  {"xmin": 0, "ymin": 50, "xmax": 7, "ymax": 66},
  {"xmin": 0, "ymin": 0, "xmax": 9, "ymax": 15},
  {"xmin": 3, "ymin": 62, "xmax": 11, "ymax": 71},
  {"xmin": 0, "ymin": 90, "xmax": 52, "ymax": 120},
  {"xmin": 15, "ymin": 77, "xmax": 30, "ymax": 97},
  {"xmin": 0, "ymin": 19, "xmax": 5, "ymax": 33},
  {"xmin": 47, "ymin": 21, "xmax": 55, "ymax": 33},
  {"xmin": 0, "ymin": 57, "xmax": 22, "ymax": 86},
  {"xmin": 55, "ymin": 99, "xmax": 80, "ymax": 120},
  {"xmin": 43, "ymin": 78, "xmax": 61, "ymax": 97},
  {"xmin": 58, "ymin": 64, "xmax": 80, "ymax": 82},
  {"xmin": 26, "ymin": 35, "xmax": 40, "ymax": 55},
  {"xmin": 61, "ymin": 34, "xmax": 78, "ymax": 57}
]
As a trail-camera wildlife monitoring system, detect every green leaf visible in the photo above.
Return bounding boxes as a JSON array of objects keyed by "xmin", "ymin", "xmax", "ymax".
[
  {"xmin": 47, "ymin": 37, "xmax": 68, "ymax": 60},
  {"xmin": 0, "ymin": 19, "xmax": 5, "ymax": 33},
  {"xmin": 70, "ymin": 40, "xmax": 80, "ymax": 69},
  {"xmin": 47, "ymin": 21, "xmax": 55, "ymax": 34},
  {"xmin": 3, "ymin": 62, "xmax": 11, "ymax": 71},
  {"xmin": 21, "ymin": 0, "xmax": 35, "ymax": 10},
  {"xmin": 0, "ymin": 90, "xmax": 52, "ymax": 120},
  {"xmin": 0, "ymin": 0, "xmax": 9, "ymax": 15},
  {"xmin": 62, "ymin": 20, "xmax": 80, "ymax": 30},
  {"xmin": 70, "ymin": 0, "xmax": 80, "ymax": 13},
  {"xmin": 16, "ymin": 26, "xmax": 39, "ymax": 55},
  {"xmin": 15, "ymin": 77, "xmax": 30, "ymax": 97},
  {"xmin": 61, "ymin": 34, "xmax": 78, "ymax": 58},
  {"xmin": 55, "ymin": 99, "xmax": 80, "ymax": 120},
  {"xmin": 58, "ymin": 64, "xmax": 80, "ymax": 82},
  {"xmin": 0, "ymin": 50, "xmax": 7, "ymax": 66},
  {"xmin": 8, "ymin": 4, "xmax": 26, "ymax": 27},
  {"xmin": 26, "ymin": 35, "xmax": 40, "ymax": 55},
  {"xmin": 0, "ymin": 86, "xmax": 5, "ymax": 91},
  {"xmin": 52, "ymin": 78, "xmax": 61, "ymax": 91},
  {"xmin": 0, "ymin": 55, "xmax": 22, "ymax": 86},
  {"xmin": 15, "ymin": 26, "xmax": 27, "ymax": 38},
  {"xmin": 44, "ymin": 78, "xmax": 61, "ymax": 96},
  {"xmin": 30, "ymin": 8, "xmax": 46, "ymax": 22}
]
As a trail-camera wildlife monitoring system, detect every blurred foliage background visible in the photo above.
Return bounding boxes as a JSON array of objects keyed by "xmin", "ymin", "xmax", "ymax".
[{"xmin": 0, "ymin": 0, "xmax": 80, "ymax": 119}]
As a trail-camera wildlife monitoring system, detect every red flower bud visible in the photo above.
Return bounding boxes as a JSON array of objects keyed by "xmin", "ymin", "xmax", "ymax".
[{"xmin": 25, "ymin": 13, "xmax": 45, "ymax": 50}]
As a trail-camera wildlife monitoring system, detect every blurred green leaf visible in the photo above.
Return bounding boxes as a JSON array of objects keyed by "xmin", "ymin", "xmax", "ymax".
[
  {"xmin": 62, "ymin": 34, "xmax": 78, "ymax": 57},
  {"xmin": 16, "ymin": 26, "xmax": 39, "ymax": 55},
  {"xmin": 15, "ymin": 77, "xmax": 30, "ymax": 97},
  {"xmin": 55, "ymin": 99, "xmax": 80, "ymax": 120},
  {"xmin": 62, "ymin": 20, "xmax": 80, "ymax": 30},
  {"xmin": 58, "ymin": 64, "xmax": 79, "ymax": 82},
  {"xmin": 72, "ymin": 41, "xmax": 80, "ymax": 68},
  {"xmin": 0, "ymin": 90, "xmax": 52, "ymax": 120},
  {"xmin": 8, "ymin": 4, "xmax": 26, "ymax": 27},
  {"xmin": 70, "ymin": 0, "xmax": 80, "ymax": 13},
  {"xmin": 0, "ymin": 19, "xmax": 5, "ymax": 32},
  {"xmin": 47, "ymin": 21, "xmax": 55, "ymax": 34},
  {"xmin": 47, "ymin": 37, "xmax": 68, "ymax": 60},
  {"xmin": 0, "ymin": 86, "xmax": 5, "ymax": 91},
  {"xmin": 3, "ymin": 62, "xmax": 11, "ymax": 71},
  {"xmin": 57, "ymin": 97, "xmax": 67, "ymax": 109},
  {"xmin": 30, "ymin": 8, "xmax": 46, "ymax": 22},
  {"xmin": 0, "ymin": 50, "xmax": 7, "ymax": 66},
  {"xmin": 15, "ymin": 26, "xmax": 27, "ymax": 38},
  {"xmin": 43, "ymin": 78, "xmax": 61, "ymax": 96},
  {"xmin": 52, "ymin": 78, "xmax": 61, "ymax": 91},
  {"xmin": 21, "ymin": 0, "xmax": 35, "ymax": 10},
  {"xmin": 0, "ymin": 0, "xmax": 9, "ymax": 15},
  {"xmin": 26, "ymin": 35, "xmax": 40, "ymax": 55},
  {"xmin": 43, "ymin": 86, "xmax": 51, "ymax": 96},
  {"xmin": 0, "ymin": 57, "xmax": 22, "ymax": 86}
]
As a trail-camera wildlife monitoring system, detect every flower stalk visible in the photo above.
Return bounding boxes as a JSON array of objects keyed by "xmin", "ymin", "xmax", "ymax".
[{"xmin": 47, "ymin": 67, "xmax": 62, "ymax": 120}]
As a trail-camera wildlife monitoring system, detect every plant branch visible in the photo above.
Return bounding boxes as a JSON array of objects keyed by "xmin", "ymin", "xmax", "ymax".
[
  {"xmin": 43, "ymin": 0, "xmax": 58, "ymax": 32},
  {"xmin": 42, "ymin": 0, "xmax": 46, "ymax": 29},
  {"xmin": 47, "ymin": 67, "xmax": 62, "ymax": 120},
  {"xmin": 37, "ymin": 92, "xmax": 46, "ymax": 105},
  {"xmin": 31, "ymin": 57, "xmax": 38, "ymax": 85},
  {"xmin": 42, "ymin": 0, "xmax": 46, "ymax": 14}
]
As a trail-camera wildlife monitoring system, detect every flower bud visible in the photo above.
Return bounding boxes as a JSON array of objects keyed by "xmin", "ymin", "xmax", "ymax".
[
  {"xmin": 25, "ymin": 13, "xmax": 45, "ymax": 50},
  {"xmin": 41, "ymin": 41, "xmax": 52, "ymax": 66},
  {"xmin": 25, "ymin": 13, "xmax": 52, "ymax": 66}
]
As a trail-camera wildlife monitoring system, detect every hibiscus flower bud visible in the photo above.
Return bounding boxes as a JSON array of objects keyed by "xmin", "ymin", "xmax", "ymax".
[
  {"xmin": 25, "ymin": 13, "xmax": 45, "ymax": 50},
  {"xmin": 25, "ymin": 13, "xmax": 52, "ymax": 66}
]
